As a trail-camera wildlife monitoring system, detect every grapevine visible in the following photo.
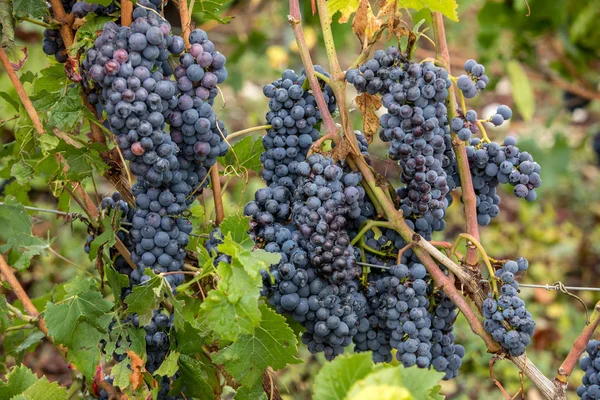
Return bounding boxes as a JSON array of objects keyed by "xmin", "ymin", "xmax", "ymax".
[{"xmin": 0, "ymin": 1, "xmax": 598, "ymax": 400}]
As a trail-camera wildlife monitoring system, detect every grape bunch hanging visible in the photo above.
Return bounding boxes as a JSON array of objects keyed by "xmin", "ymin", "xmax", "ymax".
[{"xmin": 225, "ymin": 44, "xmax": 545, "ymax": 380}]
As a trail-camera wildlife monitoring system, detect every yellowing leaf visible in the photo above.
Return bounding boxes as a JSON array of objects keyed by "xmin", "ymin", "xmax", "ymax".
[
  {"xmin": 349, "ymin": 385, "xmax": 412, "ymax": 400},
  {"xmin": 398, "ymin": 0, "xmax": 458, "ymax": 22},
  {"xmin": 328, "ymin": 0, "xmax": 360, "ymax": 23},
  {"xmin": 127, "ymin": 350, "xmax": 145, "ymax": 390}
]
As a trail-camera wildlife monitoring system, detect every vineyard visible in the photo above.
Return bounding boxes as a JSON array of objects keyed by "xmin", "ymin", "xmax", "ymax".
[{"xmin": 0, "ymin": 0, "xmax": 599, "ymax": 399}]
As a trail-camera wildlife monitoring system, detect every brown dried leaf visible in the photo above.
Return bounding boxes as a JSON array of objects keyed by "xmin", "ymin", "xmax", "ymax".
[
  {"xmin": 127, "ymin": 351, "xmax": 145, "ymax": 390},
  {"xmin": 355, "ymin": 93, "xmax": 381, "ymax": 143},
  {"xmin": 331, "ymin": 139, "xmax": 351, "ymax": 163},
  {"xmin": 352, "ymin": 0, "xmax": 369, "ymax": 46}
]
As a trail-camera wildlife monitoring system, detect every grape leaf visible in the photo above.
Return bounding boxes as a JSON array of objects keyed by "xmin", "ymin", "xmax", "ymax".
[
  {"xmin": 175, "ymin": 321, "xmax": 206, "ymax": 356},
  {"xmin": 328, "ymin": 0, "xmax": 360, "ymax": 23},
  {"xmin": 217, "ymin": 235, "xmax": 280, "ymax": 279},
  {"xmin": 0, "ymin": 365, "xmax": 67, "ymax": 400},
  {"xmin": 218, "ymin": 135, "xmax": 263, "ymax": 174},
  {"xmin": 0, "ymin": 365, "xmax": 38, "ymax": 399},
  {"xmin": 0, "ymin": 294, "xmax": 13, "ymax": 332},
  {"xmin": 346, "ymin": 366, "xmax": 444, "ymax": 400},
  {"xmin": 11, "ymin": 331, "xmax": 45, "ymax": 354},
  {"xmin": 60, "ymin": 141, "xmax": 108, "ymax": 181},
  {"xmin": 235, "ymin": 384, "xmax": 268, "ymax": 400},
  {"xmin": 10, "ymin": 159, "xmax": 33, "ymax": 185},
  {"xmin": 46, "ymin": 86, "xmax": 86, "ymax": 131},
  {"xmin": 154, "ymin": 351, "xmax": 180, "ymax": 377},
  {"xmin": 124, "ymin": 270, "xmax": 166, "ymax": 326},
  {"xmin": 219, "ymin": 215, "xmax": 252, "ymax": 249},
  {"xmin": 12, "ymin": 0, "xmax": 48, "ymax": 20},
  {"xmin": 506, "ymin": 60, "xmax": 535, "ymax": 121},
  {"xmin": 178, "ymin": 354, "xmax": 221, "ymax": 398},
  {"xmin": 0, "ymin": 197, "xmax": 51, "ymax": 270},
  {"xmin": 103, "ymin": 322, "xmax": 146, "ymax": 364},
  {"xmin": 313, "ymin": 353, "xmax": 375, "ymax": 400},
  {"xmin": 44, "ymin": 290, "xmax": 113, "ymax": 345},
  {"xmin": 213, "ymin": 304, "xmax": 301, "ymax": 387},
  {"xmin": 198, "ymin": 268, "xmax": 262, "ymax": 341},
  {"xmin": 104, "ymin": 262, "xmax": 130, "ymax": 299},
  {"xmin": 111, "ymin": 359, "xmax": 132, "ymax": 391},
  {"xmin": 191, "ymin": 0, "xmax": 233, "ymax": 24},
  {"xmin": 397, "ymin": 0, "xmax": 458, "ymax": 22}
]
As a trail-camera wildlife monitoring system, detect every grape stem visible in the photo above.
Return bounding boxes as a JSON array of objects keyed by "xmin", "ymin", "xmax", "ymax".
[
  {"xmin": 475, "ymin": 120, "xmax": 491, "ymax": 143},
  {"xmin": 121, "ymin": 0, "xmax": 133, "ymax": 26},
  {"xmin": 313, "ymin": 71, "xmax": 332, "ymax": 86},
  {"xmin": 449, "ymin": 76, "xmax": 468, "ymax": 114},
  {"xmin": 226, "ymin": 124, "xmax": 272, "ymax": 141},
  {"xmin": 451, "ymin": 233, "xmax": 498, "ymax": 296},
  {"xmin": 350, "ymin": 220, "xmax": 394, "ymax": 246},
  {"xmin": 21, "ymin": 16, "xmax": 53, "ymax": 29}
]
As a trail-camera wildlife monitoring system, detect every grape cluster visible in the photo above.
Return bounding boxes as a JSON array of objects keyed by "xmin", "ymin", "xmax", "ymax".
[
  {"xmin": 456, "ymin": 59, "xmax": 489, "ymax": 98},
  {"xmin": 482, "ymin": 258, "xmax": 535, "ymax": 356},
  {"xmin": 349, "ymin": 238, "xmax": 464, "ymax": 379},
  {"xmin": 577, "ymin": 340, "xmax": 600, "ymax": 399},
  {"xmin": 79, "ymin": 3, "xmax": 228, "ymax": 397},
  {"xmin": 261, "ymin": 69, "xmax": 336, "ymax": 190},
  {"xmin": 466, "ymin": 136, "xmax": 542, "ymax": 225},
  {"xmin": 348, "ymin": 47, "xmax": 453, "ymax": 239},
  {"xmin": 291, "ymin": 154, "xmax": 363, "ymax": 282}
]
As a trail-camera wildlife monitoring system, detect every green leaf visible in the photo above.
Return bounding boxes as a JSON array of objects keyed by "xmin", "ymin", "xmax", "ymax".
[
  {"xmin": 45, "ymin": 290, "xmax": 113, "ymax": 344},
  {"xmin": 219, "ymin": 215, "xmax": 252, "ymax": 250},
  {"xmin": 213, "ymin": 304, "xmax": 301, "ymax": 387},
  {"xmin": 124, "ymin": 270, "xmax": 166, "ymax": 326},
  {"xmin": 12, "ymin": 331, "xmax": 45, "ymax": 354},
  {"xmin": 0, "ymin": 91, "xmax": 19, "ymax": 111},
  {"xmin": 0, "ymin": 294, "xmax": 13, "ymax": 333},
  {"xmin": 12, "ymin": 0, "xmax": 48, "ymax": 19},
  {"xmin": 199, "ymin": 278, "xmax": 261, "ymax": 341},
  {"xmin": 313, "ymin": 353, "xmax": 375, "ymax": 400},
  {"xmin": 327, "ymin": 0, "xmax": 360, "ymax": 23},
  {"xmin": 46, "ymin": 86, "xmax": 86, "ymax": 131},
  {"xmin": 506, "ymin": 60, "xmax": 535, "ymax": 121},
  {"xmin": 175, "ymin": 320, "xmax": 207, "ymax": 356},
  {"xmin": 154, "ymin": 351, "xmax": 180, "ymax": 377},
  {"xmin": 398, "ymin": 0, "xmax": 458, "ymax": 22},
  {"xmin": 61, "ymin": 142, "xmax": 108, "ymax": 180},
  {"xmin": 20, "ymin": 373, "xmax": 68, "ymax": 400},
  {"xmin": 11, "ymin": 159, "xmax": 34, "ymax": 186},
  {"xmin": 234, "ymin": 384, "xmax": 267, "ymax": 400},
  {"xmin": 346, "ymin": 366, "xmax": 444, "ymax": 400},
  {"xmin": 103, "ymin": 323, "xmax": 146, "ymax": 364},
  {"xmin": 218, "ymin": 235, "xmax": 280, "ymax": 279},
  {"xmin": 389, "ymin": 367, "xmax": 445, "ymax": 400},
  {"xmin": 218, "ymin": 136, "xmax": 263, "ymax": 174},
  {"xmin": 178, "ymin": 354, "xmax": 220, "ymax": 399},
  {"xmin": 38, "ymin": 136, "xmax": 60, "ymax": 155},
  {"xmin": 0, "ymin": 365, "xmax": 38, "ymax": 399},
  {"xmin": 104, "ymin": 262, "xmax": 130, "ymax": 299},
  {"xmin": 111, "ymin": 359, "xmax": 132, "ymax": 390},
  {"xmin": 191, "ymin": 0, "xmax": 233, "ymax": 24},
  {"xmin": 0, "ymin": 197, "xmax": 51, "ymax": 270}
]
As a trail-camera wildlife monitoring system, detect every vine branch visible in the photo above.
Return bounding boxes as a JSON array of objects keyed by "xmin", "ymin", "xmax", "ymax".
[
  {"xmin": 556, "ymin": 301, "xmax": 600, "ymax": 382},
  {"xmin": 431, "ymin": 12, "xmax": 480, "ymax": 268}
]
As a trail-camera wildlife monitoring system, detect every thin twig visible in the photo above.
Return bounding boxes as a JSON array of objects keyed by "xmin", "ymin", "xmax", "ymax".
[{"xmin": 226, "ymin": 124, "xmax": 271, "ymax": 141}]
